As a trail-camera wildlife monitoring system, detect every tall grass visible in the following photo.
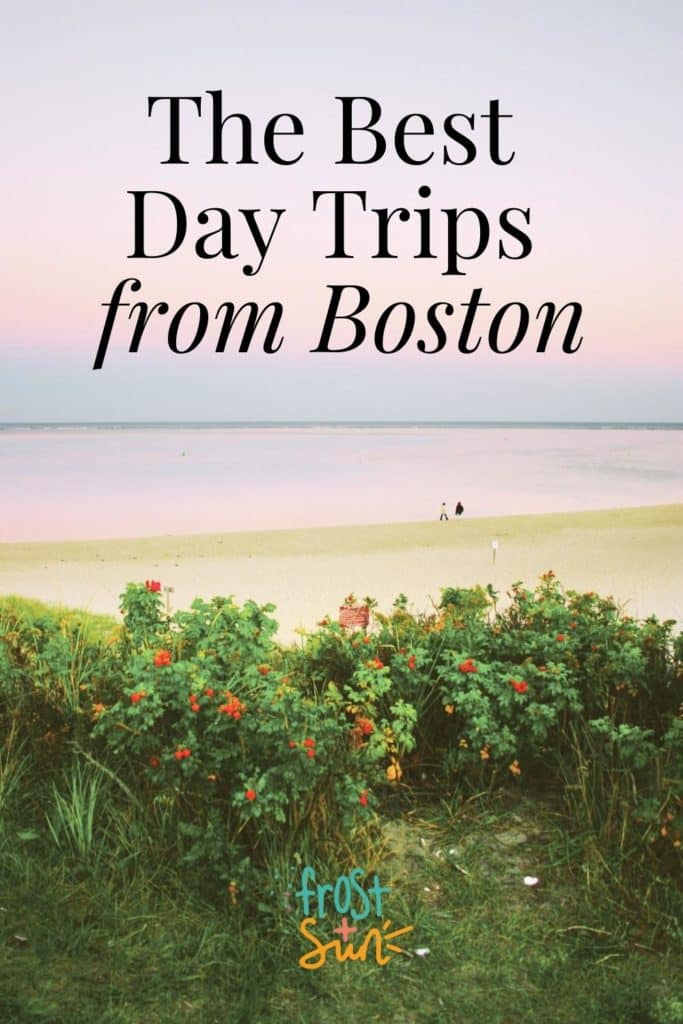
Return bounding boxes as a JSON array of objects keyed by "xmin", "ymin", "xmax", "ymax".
[
  {"xmin": 45, "ymin": 760, "xmax": 107, "ymax": 860},
  {"xmin": 0, "ymin": 723, "xmax": 28, "ymax": 817}
]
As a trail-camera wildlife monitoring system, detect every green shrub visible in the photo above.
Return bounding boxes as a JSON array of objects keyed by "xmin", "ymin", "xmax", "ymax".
[
  {"xmin": 0, "ymin": 574, "xmax": 680, "ymax": 892},
  {"xmin": 90, "ymin": 586, "xmax": 382, "ymax": 887}
]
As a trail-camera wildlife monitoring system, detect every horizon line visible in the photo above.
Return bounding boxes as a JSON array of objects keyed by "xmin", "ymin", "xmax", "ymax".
[{"xmin": 1, "ymin": 419, "xmax": 682, "ymax": 428}]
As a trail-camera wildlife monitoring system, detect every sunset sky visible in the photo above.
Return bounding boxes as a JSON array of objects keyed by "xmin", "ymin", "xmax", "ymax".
[{"xmin": 2, "ymin": 0, "xmax": 681, "ymax": 421}]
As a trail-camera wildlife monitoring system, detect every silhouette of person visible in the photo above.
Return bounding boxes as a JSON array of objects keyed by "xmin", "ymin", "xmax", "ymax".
[
  {"xmin": 439, "ymin": 502, "xmax": 449, "ymax": 521},
  {"xmin": 455, "ymin": 501, "xmax": 464, "ymax": 517}
]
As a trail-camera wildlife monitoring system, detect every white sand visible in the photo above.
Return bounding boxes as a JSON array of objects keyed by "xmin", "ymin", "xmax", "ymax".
[{"xmin": 1, "ymin": 505, "xmax": 681, "ymax": 639}]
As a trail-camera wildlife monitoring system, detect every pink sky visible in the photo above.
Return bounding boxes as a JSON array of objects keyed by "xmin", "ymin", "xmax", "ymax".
[{"xmin": 2, "ymin": 1, "xmax": 682, "ymax": 420}]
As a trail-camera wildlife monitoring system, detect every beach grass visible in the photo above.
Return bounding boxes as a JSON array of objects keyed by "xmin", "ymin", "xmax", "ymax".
[
  {"xmin": 0, "ymin": 594, "xmax": 117, "ymax": 641},
  {"xmin": 1, "ymin": 791, "xmax": 681, "ymax": 1024}
]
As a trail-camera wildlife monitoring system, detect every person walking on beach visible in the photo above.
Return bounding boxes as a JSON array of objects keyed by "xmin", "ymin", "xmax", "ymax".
[
  {"xmin": 439, "ymin": 502, "xmax": 449, "ymax": 521},
  {"xmin": 455, "ymin": 501, "xmax": 464, "ymax": 517}
]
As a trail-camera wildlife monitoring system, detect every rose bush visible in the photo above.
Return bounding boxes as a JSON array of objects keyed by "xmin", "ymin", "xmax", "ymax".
[{"xmin": 0, "ymin": 573, "xmax": 680, "ymax": 888}]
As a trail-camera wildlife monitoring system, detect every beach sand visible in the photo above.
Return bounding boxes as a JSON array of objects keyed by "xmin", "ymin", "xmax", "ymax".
[{"xmin": 1, "ymin": 505, "xmax": 681, "ymax": 640}]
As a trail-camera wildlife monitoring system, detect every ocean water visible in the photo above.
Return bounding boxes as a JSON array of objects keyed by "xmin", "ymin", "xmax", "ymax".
[{"xmin": 1, "ymin": 423, "xmax": 681, "ymax": 542}]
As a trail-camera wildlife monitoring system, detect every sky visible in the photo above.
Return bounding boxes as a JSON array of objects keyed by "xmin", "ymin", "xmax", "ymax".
[{"xmin": 1, "ymin": 0, "xmax": 682, "ymax": 421}]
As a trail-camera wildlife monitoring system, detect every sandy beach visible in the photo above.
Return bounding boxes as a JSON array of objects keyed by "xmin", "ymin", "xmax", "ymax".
[{"xmin": 1, "ymin": 504, "xmax": 681, "ymax": 640}]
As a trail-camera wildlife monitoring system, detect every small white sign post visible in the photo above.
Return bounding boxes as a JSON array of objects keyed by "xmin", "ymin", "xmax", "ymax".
[{"xmin": 491, "ymin": 538, "xmax": 499, "ymax": 565}]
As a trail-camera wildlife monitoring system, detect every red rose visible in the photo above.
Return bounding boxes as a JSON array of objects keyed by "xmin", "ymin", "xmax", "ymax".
[
  {"xmin": 191, "ymin": 703, "xmax": 201, "ymax": 713},
  {"xmin": 145, "ymin": 580, "xmax": 161, "ymax": 592},
  {"xmin": 130, "ymin": 691, "xmax": 145, "ymax": 704},
  {"xmin": 510, "ymin": 680, "xmax": 528, "ymax": 694},
  {"xmin": 149, "ymin": 756, "xmax": 160, "ymax": 768},
  {"xmin": 306, "ymin": 748, "xmax": 315, "ymax": 759},
  {"xmin": 245, "ymin": 789, "xmax": 257, "ymax": 801},
  {"xmin": 556, "ymin": 634, "xmax": 566, "ymax": 642},
  {"xmin": 407, "ymin": 655, "xmax": 417, "ymax": 671},
  {"xmin": 154, "ymin": 650, "xmax": 172, "ymax": 667},
  {"xmin": 204, "ymin": 688, "xmax": 215, "ymax": 698},
  {"xmin": 458, "ymin": 659, "xmax": 477, "ymax": 673},
  {"xmin": 359, "ymin": 790, "xmax": 369, "ymax": 807},
  {"xmin": 288, "ymin": 741, "xmax": 298, "ymax": 749},
  {"xmin": 303, "ymin": 738, "xmax": 315, "ymax": 748}
]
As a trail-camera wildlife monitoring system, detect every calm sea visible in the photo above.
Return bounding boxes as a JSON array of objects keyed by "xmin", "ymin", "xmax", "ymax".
[{"xmin": 1, "ymin": 422, "xmax": 681, "ymax": 542}]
